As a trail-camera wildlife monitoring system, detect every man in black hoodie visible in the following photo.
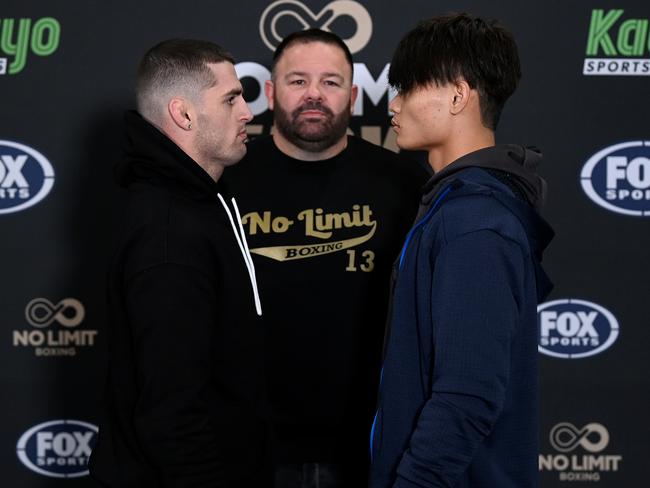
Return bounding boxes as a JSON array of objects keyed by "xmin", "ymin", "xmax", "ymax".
[
  {"xmin": 370, "ymin": 14, "xmax": 554, "ymax": 488},
  {"xmin": 89, "ymin": 39, "xmax": 267, "ymax": 487}
]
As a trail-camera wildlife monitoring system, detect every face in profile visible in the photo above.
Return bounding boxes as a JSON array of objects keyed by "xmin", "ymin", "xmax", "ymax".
[
  {"xmin": 194, "ymin": 62, "xmax": 253, "ymax": 167},
  {"xmin": 266, "ymin": 41, "xmax": 357, "ymax": 153},
  {"xmin": 388, "ymin": 84, "xmax": 454, "ymax": 153}
]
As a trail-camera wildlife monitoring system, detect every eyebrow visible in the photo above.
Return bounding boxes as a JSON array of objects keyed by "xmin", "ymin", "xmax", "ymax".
[
  {"xmin": 222, "ymin": 87, "xmax": 243, "ymax": 99},
  {"xmin": 285, "ymin": 71, "xmax": 344, "ymax": 79}
]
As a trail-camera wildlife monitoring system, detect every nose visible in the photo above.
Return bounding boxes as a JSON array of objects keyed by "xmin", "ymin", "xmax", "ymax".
[
  {"xmin": 388, "ymin": 94, "xmax": 401, "ymax": 114},
  {"xmin": 304, "ymin": 80, "xmax": 323, "ymax": 101},
  {"xmin": 241, "ymin": 101, "xmax": 253, "ymax": 123}
]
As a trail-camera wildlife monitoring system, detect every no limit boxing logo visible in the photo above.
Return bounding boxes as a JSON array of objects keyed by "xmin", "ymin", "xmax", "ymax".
[
  {"xmin": 0, "ymin": 140, "xmax": 55, "ymax": 214},
  {"xmin": 550, "ymin": 423, "xmax": 609, "ymax": 453},
  {"xmin": 25, "ymin": 298, "xmax": 85, "ymax": 328},
  {"xmin": 538, "ymin": 299, "xmax": 619, "ymax": 359},
  {"xmin": 540, "ymin": 422, "xmax": 622, "ymax": 482},
  {"xmin": 259, "ymin": 0, "xmax": 372, "ymax": 54},
  {"xmin": 581, "ymin": 141, "xmax": 650, "ymax": 216},
  {"xmin": 16, "ymin": 420, "xmax": 98, "ymax": 478},
  {"xmin": 13, "ymin": 298, "xmax": 98, "ymax": 356}
]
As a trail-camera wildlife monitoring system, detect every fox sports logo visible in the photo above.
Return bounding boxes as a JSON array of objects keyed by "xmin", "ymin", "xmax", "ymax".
[
  {"xmin": 581, "ymin": 140, "xmax": 650, "ymax": 216},
  {"xmin": 0, "ymin": 140, "xmax": 55, "ymax": 214},
  {"xmin": 538, "ymin": 299, "xmax": 619, "ymax": 358},
  {"xmin": 16, "ymin": 420, "xmax": 97, "ymax": 478}
]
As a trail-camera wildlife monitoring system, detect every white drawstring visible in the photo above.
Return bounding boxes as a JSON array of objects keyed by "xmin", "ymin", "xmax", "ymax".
[{"xmin": 217, "ymin": 193, "xmax": 262, "ymax": 316}]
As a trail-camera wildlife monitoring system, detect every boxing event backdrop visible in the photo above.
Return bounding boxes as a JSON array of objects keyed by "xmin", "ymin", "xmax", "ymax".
[{"xmin": 1, "ymin": 1, "xmax": 648, "ymax": 486}]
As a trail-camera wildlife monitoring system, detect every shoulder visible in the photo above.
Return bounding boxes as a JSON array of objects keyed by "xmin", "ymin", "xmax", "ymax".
[
  {"xmin": 435, "ymin": 175, "xmax": 529, "ymax": 250},
  {"xmin": 116, "ymin": 188, "xmax": 218, "ymax": 279}
]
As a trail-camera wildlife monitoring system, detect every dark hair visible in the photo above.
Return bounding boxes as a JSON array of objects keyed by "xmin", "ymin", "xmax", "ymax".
[
  {"xmin": 136, "ymin": 39, "xmax": 234, "ymax": 121},
  {"xmin": 271, "ymin": 29, "xmax": 353, "ymax": 77},
  {"xmin": 388, "ymin": 13, "xmax": 521, "ymax": 130}
]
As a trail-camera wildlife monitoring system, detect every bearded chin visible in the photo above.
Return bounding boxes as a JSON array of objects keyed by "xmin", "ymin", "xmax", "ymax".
[{"xmin": 273, "ymin": 100, "xmax": 350, "ymax": 153}]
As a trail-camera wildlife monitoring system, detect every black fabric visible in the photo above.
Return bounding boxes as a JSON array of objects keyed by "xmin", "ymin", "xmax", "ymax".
[
  {"xmin": 89, "ymin": 111, "xmax": 268, "ymax": 487},
  {"xmin": 421, "ymin": 145, "xmax": 547, "ymax": 212},
  {"xmin": 223, "ymin": 135, "xmax": 429, "ymax": 479}
]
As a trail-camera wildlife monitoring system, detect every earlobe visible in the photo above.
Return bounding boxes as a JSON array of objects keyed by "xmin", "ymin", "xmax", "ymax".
[{"xmin": 169, "ymin": 98, "xmax": 193, "ymax": 130}]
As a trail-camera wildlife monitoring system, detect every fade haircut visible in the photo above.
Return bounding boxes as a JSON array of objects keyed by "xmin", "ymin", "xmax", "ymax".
[
  {"xmin": 271, "ymin": 28, "xmax": 353, "ymax": 79},
  {"xmin": 388, "ymin": 13, "xmax": 522, "ymax": 130},
  {"xmin": 135, "ymin": 39, "xmax": 234, "ymax": 123}
]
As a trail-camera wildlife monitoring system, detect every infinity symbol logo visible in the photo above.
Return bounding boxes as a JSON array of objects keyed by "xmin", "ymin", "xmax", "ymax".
[
  {"xmin": 550, "ymin": 422, "xmax": 609, "ymax": 453},
  {"xmin": 25, "ymin": 298, "xmax": 85, "ymax": 328},
  {"xmin": 259, "ymin": 0, "xmax": 372, "ymax": 54}
]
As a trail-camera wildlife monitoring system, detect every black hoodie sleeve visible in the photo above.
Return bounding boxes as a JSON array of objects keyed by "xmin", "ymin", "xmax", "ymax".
[{"xmin": 126, "ymin": 262, "xmax": 226, "ymax": 487}]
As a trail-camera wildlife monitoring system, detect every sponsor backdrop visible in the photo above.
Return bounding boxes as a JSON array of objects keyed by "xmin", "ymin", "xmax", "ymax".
[{"xmin": 1, "ymin": 0, "xmax": 648, "ymax": 486}]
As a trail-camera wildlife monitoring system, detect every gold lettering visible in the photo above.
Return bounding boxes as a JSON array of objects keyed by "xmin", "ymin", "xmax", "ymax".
[
  {"xmin": 298, "ymin": 209, "xmax": 331, "ymax": 238},
  {"xmin": 360, "ymin": 250, "xmax": 375, "ymax": 272},
  {"xmin": 325, "ymin": 212, "xmax": 353, "ymax": 229},
  {"xmin": 271, "ymin": 217, "xmax": 293, "ymax": 233},
  {"xmin": 242, "ymin": 211, "xmax": 271, "ymax": 235}
]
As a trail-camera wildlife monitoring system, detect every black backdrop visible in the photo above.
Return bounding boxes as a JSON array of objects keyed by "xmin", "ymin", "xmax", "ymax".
[{"xmin": 1, "ymin": 1, "xmax": 649, "ymax": 486}]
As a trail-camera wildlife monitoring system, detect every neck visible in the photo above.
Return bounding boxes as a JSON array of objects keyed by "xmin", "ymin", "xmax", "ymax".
[
  {"xmin": 272, "ymin": 128, "xmax": 348, "ymax": 161},
  {"xmin": 200, "ymin": 162, "xmax": 224, "ymax": 182},
  {"xmin": 159, "ymin": 123, "xmax": 224, "ymax": 182},
  {"xmin": 428, "ymin": 125, "xmax": 495, "ymax": 173}
]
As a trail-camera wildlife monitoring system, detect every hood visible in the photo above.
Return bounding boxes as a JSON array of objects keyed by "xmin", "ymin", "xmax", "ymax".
[
  {"xmin": 115, "ymin": 110, "xmax": 220, "ymax": 200},
  {"xmin": 422, "ymin": 145, "xmax": 547, "ymax": 212},
  {"xmin": 421, "ymin": 145, "xmax": 554, "ymax": 300}
]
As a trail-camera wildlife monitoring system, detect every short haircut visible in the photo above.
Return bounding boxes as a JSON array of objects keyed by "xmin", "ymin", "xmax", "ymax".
[
  {"xmin": 135, "ymin": 39, "xmax": 234, "ymax": 123},
  {"xmin": 388, "ymin": 13, "xmax": 522, "ymax": 130},
  {"xmin": 271, "ymin": 28, "xmax": 353, "ymax": 78}
]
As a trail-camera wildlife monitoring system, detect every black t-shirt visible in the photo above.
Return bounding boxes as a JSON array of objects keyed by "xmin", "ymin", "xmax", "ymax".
[{"xmin": 224, "ymin": 135, "xmax": 428, "ymax": 465}]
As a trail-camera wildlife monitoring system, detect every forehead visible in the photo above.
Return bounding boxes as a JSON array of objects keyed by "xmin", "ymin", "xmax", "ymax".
[
  {"xmin": 206, "ymin": 62, "xmax": 240, "ymax": 91},
  {"xmin": 402, "ymin": 82, "xmax": 450, "ymax": 100},
  {"xmin": 275, "ymin": 41, "xmax": 351, "ymax": 76}
]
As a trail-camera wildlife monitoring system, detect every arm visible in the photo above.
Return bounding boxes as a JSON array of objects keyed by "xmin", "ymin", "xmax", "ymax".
[
  {"xmin": 126, "ymin": 263, "xmax": 225, "ymax": 487},
  {"xmin": 394, "ymin": 229, "xmax": 525, "ymax": 488}
]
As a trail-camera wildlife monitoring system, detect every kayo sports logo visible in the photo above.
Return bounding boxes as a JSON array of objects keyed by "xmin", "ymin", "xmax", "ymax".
[
  {"xmin": 259, "ymin": 0, "xmax": 372, "ymax": 54},
  {"xmin": 0, "ymin": 140, "xmax": 55, "ymax": 214},
  {"xmin": 538, "ymin": 299, "xmax": 619, "ymax": 359},
  {"xmin": 16, "ymin": 420, "xmax": 98, "ymax": 478},
  {"xmin": 0, "ymin": 17, "xmax": 60, "ymax": 75},
  {"xmin": 583, "ymin": 9, "xmax": 650, "ymax": 75},
  {"xmin": 581, "ymin": 141, "xmax": 650, "ymax": 216}
]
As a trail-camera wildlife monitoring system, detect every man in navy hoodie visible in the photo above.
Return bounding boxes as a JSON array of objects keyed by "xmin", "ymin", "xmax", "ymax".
[{"xmin": 370, "ymin": 14, "xmax": 554, "ymax": 488}]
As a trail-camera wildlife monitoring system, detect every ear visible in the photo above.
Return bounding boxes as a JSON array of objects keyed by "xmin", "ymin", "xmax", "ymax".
[
  {"xmin": 264, "ymin": 79, "xmax": 275, "ymax": 111},
  {"xmin": 168, "ymin": 97, "xmax": 193, "ymax": 131},
  {"xmin": 449, "ymin": 80, "xmax": 471, "ymax": 115},
  {"xmin": 349, "ymin": 84, "xmax": 359, "ymax": 115}
]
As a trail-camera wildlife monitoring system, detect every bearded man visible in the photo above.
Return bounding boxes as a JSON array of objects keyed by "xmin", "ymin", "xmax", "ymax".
[{"xmin": 224, "ymin": 29, "xmax": 427, "ymax": 488}]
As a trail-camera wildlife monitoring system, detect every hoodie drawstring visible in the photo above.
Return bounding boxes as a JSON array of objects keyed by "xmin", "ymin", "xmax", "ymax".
[{"xmin": 217, "ymin": 193, "xmax": 262, "ymax": 316}]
